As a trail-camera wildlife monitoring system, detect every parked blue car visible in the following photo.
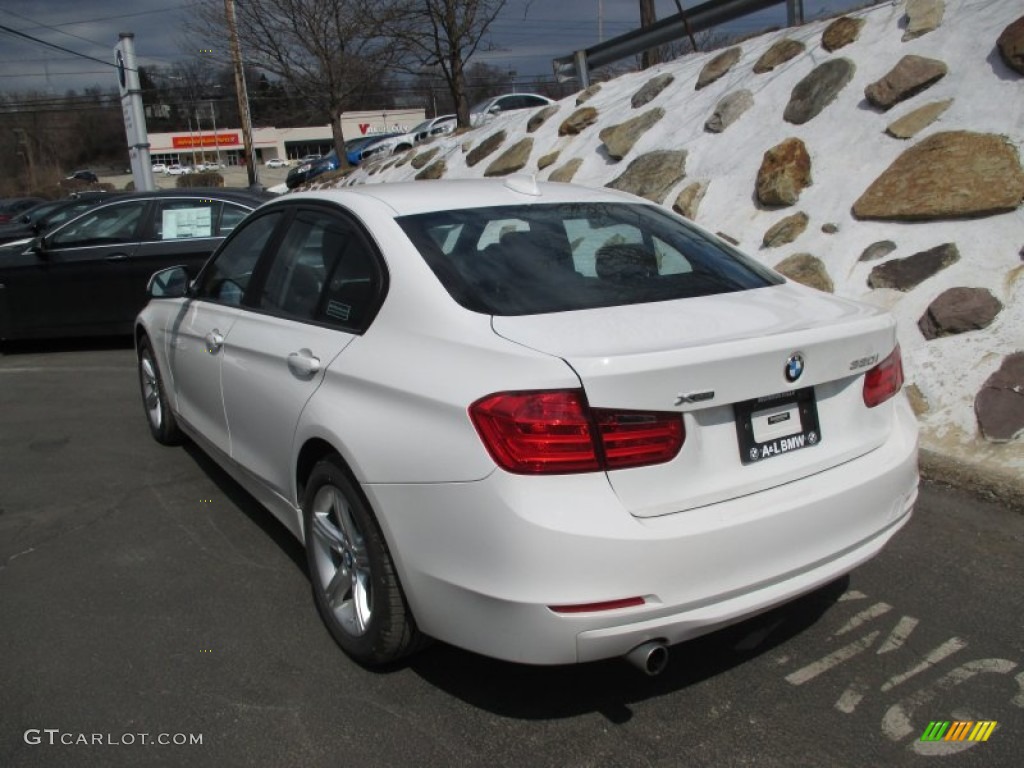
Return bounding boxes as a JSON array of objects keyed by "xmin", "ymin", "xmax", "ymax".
[{"xmin": 285, "ymin": 134, "xmax": 405, "ymax": 189}]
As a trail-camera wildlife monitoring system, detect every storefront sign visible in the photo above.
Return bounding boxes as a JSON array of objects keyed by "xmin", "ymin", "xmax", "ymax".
[{"xmin": 172, "ymin": 133, "xmax": 240, "ymax": 148}]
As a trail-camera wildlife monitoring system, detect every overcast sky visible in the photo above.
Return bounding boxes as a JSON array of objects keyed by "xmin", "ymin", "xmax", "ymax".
[{"xmin": 0, "ymin": 0, "xmax": 858, "ymax": 96}]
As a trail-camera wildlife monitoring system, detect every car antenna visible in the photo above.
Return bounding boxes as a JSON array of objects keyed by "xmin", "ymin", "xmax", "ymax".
[{"xmin": 503, "ymin": 174, "xmax": 541, "ymax": 197}]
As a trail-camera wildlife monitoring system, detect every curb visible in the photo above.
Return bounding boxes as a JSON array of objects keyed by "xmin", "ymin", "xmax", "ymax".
[{"xmin": 919, "ymin": 447, "xmax": 1024, "ymax": 513}]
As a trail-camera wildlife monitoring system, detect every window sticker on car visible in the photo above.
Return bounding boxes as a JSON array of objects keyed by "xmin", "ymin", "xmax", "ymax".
[
  {"xmin": 326, "ymin": 300, "xmax": 351, "ymax": 321},
  {"xmin": 162, "ymin": 207, "xmax": 213, "ymax": 239}
]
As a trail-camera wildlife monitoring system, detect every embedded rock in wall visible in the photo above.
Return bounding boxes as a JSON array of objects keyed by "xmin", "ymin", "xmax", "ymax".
[
  {"xmin": 753, "ymin": 39, "xmax": 805, "ymax": 73},
  {"xmin": 822, "ymin": 16, "xmax": 865, "ymax": 52},
  {"xmin": 903, "ymin": 0, "xmax": 945, "ymax": 42},
  {"xmin": 696, "ymin": 47, "xmax": 742, "ymax": 90},
  {"xmin": 548, "ymin": 158, "xmax": 583, "ymax": 183},
  {"xmin": 527, "ymin": 106, "xmax": 559, "ymax": 133},
  {"xmin": 864, "ymin": 55, "xmax": 947, "ymax": 110},
  {"xmin": 576, "ymin": 84, "xmax": 603, "ymax": 105},
  {"xmin": 705, "ymin": 89, "xmax": 753, "ymax": 133},
  {"xmin": 756, "ymin": 137, "xmax": 812, "ymax": 207},
  {"xmin": 465, "ymin": 131, "xmax": 506, "ymax": 167},
  {"xmin": 997, "ymin": 14, "xmax": 1024, "ymax": 75},
  {"xmin": 672, "ymin": 180, "xmax": 708, "ymax": 220},
  {"xmin": 559, "ymin": 107, "xmax": 599, "ymax": 136},
  {"xmin": 599, "ymin": 108, "xmax": 665, "ymax": 160},
  {"xmin": 853, "ymin": 131, "xmax": 1024, "ymax": 220},
  {"xmin": 415, "ymin": 160, "xmax": 446, "ymax": 180},
  {"xmin": 885, "ymin": 98, "xmax": 953, "ymax": 139},
  {"xmin": 410, "ymin": 147, "xmax": 440, "ymax": 170},
  {"xmin": 632, "ymin": 73, "xmax": 675, "ymax": 108},
  {"xmin": 762, "ymin": 211, "xmax": 809, "ymax": 248},
  {"xmin": 537, "ymin": 150, "xmax": 560, "ymax": 170},
  {"xmin": 859, "ymin": 240, "xmax": 898, "ymax": 261},
  {"xmin": 774, "ymin": 253, "xmax": 833, "ymax": 293},
  {"xmin": 974, "ymin": 352, "xmax": 1024, "ymax": 443},
  {"xmin": 484, "ymin": 138, "xmax": 534, "ymax": 177},
  {"xmin": 783, "ymin": 58, "xmax": 856, "ymax": 125},
  {"xmin": 606, "ymin": 150, "xmax": 688, "ymax": 204},
  {"xmin": 918, "ymin": 286, "xmax": 1003, "ymax": 339},
  {"xmin": 867, "ymin": 242, "xmax": 959, "ymax": 291}
]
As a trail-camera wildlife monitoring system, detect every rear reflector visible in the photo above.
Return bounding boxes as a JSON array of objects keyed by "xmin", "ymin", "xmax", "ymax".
[
  {"xmin": 863, "ymin": 344, "xmax": 905, "ymax": 408},
  {"xmin": 469, "ymin": 390, "xmax": 684, "ymax": 475},
  {"xmin": 550, "ymin": 597, "xmax": 646, "ymax": 614}
]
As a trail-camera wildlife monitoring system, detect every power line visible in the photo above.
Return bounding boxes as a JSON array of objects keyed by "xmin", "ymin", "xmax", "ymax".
[
  {"xmin": 0, "ymin": 23, "xmax": 130, "ymax": 71},
  {"xmin": 0, "ymin": 6, "xmax": 110, "ymax": 49},
  {"xmin": 10, "ymin": 3, "xmax": 193, "ymax": 32},
  {"xmin": 0, "ymin": 70, "xmax": 111, "ymax": 78}
]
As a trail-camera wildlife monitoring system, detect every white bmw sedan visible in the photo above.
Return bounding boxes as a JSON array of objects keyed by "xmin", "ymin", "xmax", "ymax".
[{"xmin": 136, "ymin": 178, "xmax": 918, "ymax": 671}]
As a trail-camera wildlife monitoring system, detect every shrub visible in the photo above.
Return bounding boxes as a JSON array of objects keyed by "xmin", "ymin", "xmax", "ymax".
[{"xmin": 177, "ymin": 171, "xmax": 224, "ymax": 188}]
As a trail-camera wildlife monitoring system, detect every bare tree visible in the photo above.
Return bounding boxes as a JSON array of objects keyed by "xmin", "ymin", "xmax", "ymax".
[
  {"xmin": 389, "ymin": 1, "xmax": 520, "ymax": 129},
  {"xmin": 191, "ymin": 0, "xmax": 410, "ymax": 166}
]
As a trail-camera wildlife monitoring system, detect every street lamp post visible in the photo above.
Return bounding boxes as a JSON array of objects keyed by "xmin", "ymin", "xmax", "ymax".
[{"xmin": 209, "ymin": 102, "xmax": 222, "ymax": 167}]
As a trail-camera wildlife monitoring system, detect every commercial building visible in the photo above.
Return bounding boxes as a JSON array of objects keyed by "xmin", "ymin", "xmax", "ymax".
[{"xmin": 147, "ymin": 109, "xmax": 425, "ymax": 167}]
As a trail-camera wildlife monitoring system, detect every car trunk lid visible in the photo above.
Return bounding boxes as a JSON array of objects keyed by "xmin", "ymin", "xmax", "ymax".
[{"xmin": 491, "ymin": 283, "xmax": 900, "ymax": 516}]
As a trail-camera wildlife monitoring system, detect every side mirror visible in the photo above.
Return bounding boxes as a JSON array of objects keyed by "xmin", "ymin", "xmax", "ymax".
[{"xmin": 147, "ymin": 265, "xmax": 190, "ymax": 299}]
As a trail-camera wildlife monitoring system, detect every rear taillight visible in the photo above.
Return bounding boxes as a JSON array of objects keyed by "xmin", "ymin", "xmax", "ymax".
[
  {"xmin": 469, "ymin": 390, "xmax": 684, "ymax": 475},
  {"xmin": 863, "ymin": 344, "xmax": 904, "ymax": 408}
]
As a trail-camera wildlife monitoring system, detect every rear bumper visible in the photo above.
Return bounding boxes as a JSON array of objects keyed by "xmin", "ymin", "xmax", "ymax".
[{"xmin": 366, "ymin": 399, "xmax": 918, "ymax": 665}]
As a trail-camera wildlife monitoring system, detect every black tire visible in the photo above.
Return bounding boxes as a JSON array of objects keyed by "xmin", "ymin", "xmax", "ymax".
[
  {"xmin": 137, "ymin": 336, "xmax": 183, "ymax": 445},
  {"xmin": 303, "ymin": 456, "xmax": 422, "ymax": 665}
]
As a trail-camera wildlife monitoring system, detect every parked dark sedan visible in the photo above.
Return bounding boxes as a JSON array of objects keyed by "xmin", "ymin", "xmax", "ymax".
[
  {"xmin": 0, "ymin": 197, "xmax": 47, "ymax": 225},
  {"xmin": 0, "ymin": 198, "xmax": 110, "ymax": 246},
  {"xmin": 0, "ymin": 188, "xmax": 271, "ymax": 341}
]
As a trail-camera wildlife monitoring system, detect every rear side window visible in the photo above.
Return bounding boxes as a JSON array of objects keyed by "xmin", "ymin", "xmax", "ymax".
[
  {"xmin": 153, "ymin": 199, "xmax": 220, "ymax": 240},
  {"xmin": 397, "ymin": 203, "xmax": 781, "ymax": 316},
  {"xmin": 254, "ymin": 210, "xmax": 384, "ymax": 332}
]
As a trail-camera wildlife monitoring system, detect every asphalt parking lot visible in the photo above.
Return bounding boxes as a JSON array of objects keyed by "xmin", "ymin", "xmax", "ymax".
[{"xmin": 1, "ymin": 343, "xmax": 1022, "ymax": 768}]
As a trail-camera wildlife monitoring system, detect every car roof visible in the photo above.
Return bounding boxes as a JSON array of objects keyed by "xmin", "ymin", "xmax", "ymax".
[
  {"xmin": 82, "ymin": 188, "xmax": 273, "ymax": 206},
  {"xmin": 281, "ymin": 177, "xmax": 642, "ymax": 218}
]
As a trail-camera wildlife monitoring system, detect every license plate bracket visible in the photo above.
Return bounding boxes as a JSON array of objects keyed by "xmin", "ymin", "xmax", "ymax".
[{"xmin": 734, "ymin": 388, "xmax": 821, "ymax": 464}]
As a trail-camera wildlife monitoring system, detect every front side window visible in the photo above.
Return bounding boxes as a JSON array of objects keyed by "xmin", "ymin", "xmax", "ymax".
[
  {"xmin": 195, "ymin": 211, "xmax": 283, "ymax": 306},
  {"xmin": 49, "ymin": 201, "xmax": 148, "ymax": 247},
  {"xmin": 397, "ymin": 203, "xmax": 781, "ymax": 316}
]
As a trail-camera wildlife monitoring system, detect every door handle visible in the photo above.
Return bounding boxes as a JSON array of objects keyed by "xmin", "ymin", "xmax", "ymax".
[
  {"xmin": 287, "ymin": 348, "xmax": 321, "ymax": 377},
  {"xmin": 105, "ymin": 253, "xmax": 128, "ymax": 262},
  {"xmin": 204, "ymin": 329, "xmax": 224, "ymax": 354}
]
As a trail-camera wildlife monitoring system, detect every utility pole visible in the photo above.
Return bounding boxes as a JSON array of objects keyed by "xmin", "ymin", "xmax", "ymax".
[
  {"xmin": 639, "ymin": 0, "xmax": 660, "ymax": 69},
  {"xmin": 224, "ymin": 0, "xmax": 258, "ymax": 188}
]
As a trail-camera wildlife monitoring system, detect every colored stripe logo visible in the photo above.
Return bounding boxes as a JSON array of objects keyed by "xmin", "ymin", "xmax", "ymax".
[{"xmin": 920, "ymin": 721, "xmax": 997, "ymax": 742}]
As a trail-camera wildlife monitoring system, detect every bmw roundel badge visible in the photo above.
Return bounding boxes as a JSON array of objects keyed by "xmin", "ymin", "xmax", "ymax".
[{"xmin": 785, "ymin": 353, "xmax": 805, "ymax": 383}]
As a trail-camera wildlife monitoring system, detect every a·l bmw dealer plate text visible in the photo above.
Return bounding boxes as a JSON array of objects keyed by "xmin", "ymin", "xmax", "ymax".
[{"xmin": 735, "ymin": 389, "xmax": 821, "ymax": 464}]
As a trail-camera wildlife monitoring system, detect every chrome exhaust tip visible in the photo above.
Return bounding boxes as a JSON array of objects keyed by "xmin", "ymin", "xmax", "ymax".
[{"xmin": 625, "ymin": 640, "xmax": 669, "ymax": 676}]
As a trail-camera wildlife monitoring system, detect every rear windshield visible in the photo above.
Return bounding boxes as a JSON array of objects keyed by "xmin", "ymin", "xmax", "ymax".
[{"xmin": 396, "ymin": 202, "xmax": 782, "ymax": 315}]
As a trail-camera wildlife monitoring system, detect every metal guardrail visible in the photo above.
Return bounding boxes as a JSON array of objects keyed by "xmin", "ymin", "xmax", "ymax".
[{"xmin": 553, "ymin": 0, "xmax": 801, "ymax": 87}]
